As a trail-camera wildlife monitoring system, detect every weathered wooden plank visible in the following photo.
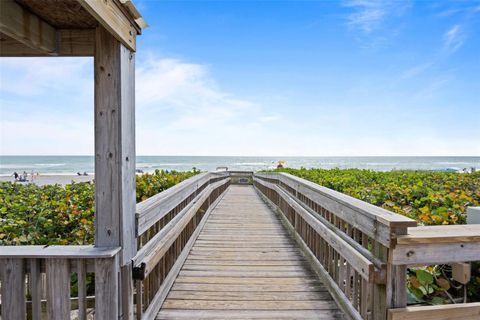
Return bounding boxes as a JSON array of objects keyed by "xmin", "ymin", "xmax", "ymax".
[
  {"xmin": 166, "ymin": 290, "xmax": 332, "ymax": 301},
  {"xmin": 178, "ymin": 270, "xmax": 312, "ymax": 277},
  {"xmin": 58, "ymin": 29, "xmax": 95, "ymax": 56},
  {"xmin": 0, "ymin": 258, "xmax": 26, "ymax": 319},
  {"xmin": 156, "ymin": 309, "xmax": 345, "ymax": 319},
  {"xmin": 157, "ymin": 185, "xmax": 343, "ymax": 319},
  {"xmin": 181, "ymin": 264, "xmax": 307, "ymax": 271},
  {"xmin": 95, "ymin": 256, "xmax": 119, "ymax": 319},
  {"xmin": 46, "ymin": 259, "xmax": 70, "ymax": 320},
  {"xmin": 162, "ymin": 299, "xmax": 338, "ymax": 310},
  {"xmin": 0, "ymin": 245, "xmax": 120, "ymax": 258},
  {"xmin": 387, "ymin": 303, "xmax": 480, "ymax": 320},
  {"xmin": 30, "ymin": 259, "xmax": 42, "ymax": 320},
  {"xmin": 391, "ymin": 241, "xmax": 480, "ymax": 265},
  {"xmin": 398, "ymin": 225, "xmax": 480, "ymax": 244},
  {"xmin": 173, "ymin": 276, "xmax": 322, "ymax": 285},
  {"xmin": 171, "ymin": 283, "xmax": 328, "ymax": 292},
  {"xmin": 77, "ymin": 259, "xmax": 87, "ymax": 320},
  {"xmin": 79, "ymin": 0, "xmax": 138, "ymax": 51},
  {"xmin": 0, "ymin": 0, "xmax": 56, "ymax": 54}
]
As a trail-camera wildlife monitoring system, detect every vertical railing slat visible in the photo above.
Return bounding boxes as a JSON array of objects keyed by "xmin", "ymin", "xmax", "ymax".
[
  {"xmin": 46, "ymin": 258, "xmax": 71, "ymax": 320},
  {"xmin": 95, "ymin": 255, "xmax": 119, "ymax": 319},
  {"xmin": 1, "ymin": 258, "xmax": 26, "ymax": 319},
  {"xmin": 77, "ymin": 259, "xmax": 87, "ymax": 320},
  {"xmin": 30, "ymin": 258, "xmax": 42, "ymax": 320}
]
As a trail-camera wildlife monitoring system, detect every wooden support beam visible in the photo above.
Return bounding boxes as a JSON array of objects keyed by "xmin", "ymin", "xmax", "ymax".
[
  {"xmin": 1, "ymin": 29, "xmax": 95, "ymax": 57},
  {"xmin": 58, "ymin": 29, "xmax": 95, "ymax": 56},
  {"xmin": 0, "ymin": 0, "xmax": 57, "ymax": 55},
  {"xmin": 94, "ymin": 25, "xmax": 136, "ymax": 319},
  {"xmin": 388, "ymin": 303, "xmax": 480, "ymax": 320},
  {"xmin": 79, "ymin": 0, "xmax": 137, "ymax": 51}
]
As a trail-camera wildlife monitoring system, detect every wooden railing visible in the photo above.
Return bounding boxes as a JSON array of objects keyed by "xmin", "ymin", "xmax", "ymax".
[
  {"xmin": 0, "ymin": 245, "xmax": 120, "ymax": 319},
  {"xmin": 387, "ymin": 224, "xmax": 480, "ymax": 320},
  {"xmin": 2, "ymin": 170, "xmax": 478, "ymax": 320},
  {"xmin": 132, "ymin": 171, "xmax": 231, "ymax": 320},
  {"xmin": 254, "ymin": 172, "xmax": 480, "ymax": 320}
]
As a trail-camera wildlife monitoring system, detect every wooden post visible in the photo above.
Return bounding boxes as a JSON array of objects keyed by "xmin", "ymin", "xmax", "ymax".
[
  {"xmin": 386, "ymin": 227, "xmax": 408, "ymax": 310},
  {"xmin": 95, "ymin": 25, "xmax": 136, "ymax": 319}
]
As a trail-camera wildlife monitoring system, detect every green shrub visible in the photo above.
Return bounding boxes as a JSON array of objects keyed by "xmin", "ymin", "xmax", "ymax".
[{"xmin": 0, "ymin": 169, "xmax": 200, "ymax": 245}]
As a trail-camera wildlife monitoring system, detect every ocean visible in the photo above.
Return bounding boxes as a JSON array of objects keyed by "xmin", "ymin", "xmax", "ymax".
[{"xmin": 0, "ymin": 156, "xmax": 479, "ymax": 176}]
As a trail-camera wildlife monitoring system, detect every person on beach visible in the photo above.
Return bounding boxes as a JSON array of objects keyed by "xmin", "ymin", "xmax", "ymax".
[{"xmin": 13, "ymin": 172, "xmax": 19, "ymax": 181}]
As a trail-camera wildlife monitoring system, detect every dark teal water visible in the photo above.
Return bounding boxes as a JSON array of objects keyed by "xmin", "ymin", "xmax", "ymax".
[{"xmin": 1, "ymin": 156, "xmax": 479, "ymax": 175}]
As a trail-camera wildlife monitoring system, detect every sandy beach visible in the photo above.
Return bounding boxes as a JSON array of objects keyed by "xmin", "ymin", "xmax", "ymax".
[{"xmin": 0, "ymin": 175, "xmax": 94, "ymax": 186}]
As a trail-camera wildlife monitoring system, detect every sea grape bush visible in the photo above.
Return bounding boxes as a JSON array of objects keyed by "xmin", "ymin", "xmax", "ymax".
[
  {"xmin": 276, "ymin": 168, "xmax": 480, "ymax": 225},
  {"xmin": 0, "ymin": 169, "xmax": 199, "ymax": 245}
]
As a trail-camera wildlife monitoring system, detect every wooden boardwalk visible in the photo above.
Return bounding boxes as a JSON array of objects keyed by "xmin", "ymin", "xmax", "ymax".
[{"xmin": 156, "ymin": 185, "xmax": 344, "ymax": 319}]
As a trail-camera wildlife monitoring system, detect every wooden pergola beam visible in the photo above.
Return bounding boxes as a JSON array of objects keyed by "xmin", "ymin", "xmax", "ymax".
[
  {"xmin": 0, "ymin": 0, "xmax": 57, "ymax": 55},
  {"xmin": 78, "ymin": 0, "xmax": 138, "ymax": 52},
  {"xmin": 1, "ymin": 29, "xmax": 95, "ymax": 57}
]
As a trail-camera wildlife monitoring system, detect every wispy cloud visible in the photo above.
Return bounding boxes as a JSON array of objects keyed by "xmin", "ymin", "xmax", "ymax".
[
  {"xmin": 0, "ymin": 55, "xmax": 282, "ymax": 155},
  {"xmin": 343, "ymin": 0, "xmax": 411, "ymax": 34},
  {"xmin": 443, "ymin": 24, "xmax": 465, "ymax": 53}
]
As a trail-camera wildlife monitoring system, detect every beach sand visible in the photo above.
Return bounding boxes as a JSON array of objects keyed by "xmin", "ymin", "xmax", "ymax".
[{"xmin": 0, "ymin": 175, "xmax": 94, "ymax": 186}]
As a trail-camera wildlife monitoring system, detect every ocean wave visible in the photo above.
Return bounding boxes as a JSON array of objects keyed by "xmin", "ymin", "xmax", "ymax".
[
  {"xmin": 34, "ymin": 163, "xmax": 66, "ymax": 167},
  {"xmin": 233, "ymin": 162, "xmax": 270, "ymax": 166}
]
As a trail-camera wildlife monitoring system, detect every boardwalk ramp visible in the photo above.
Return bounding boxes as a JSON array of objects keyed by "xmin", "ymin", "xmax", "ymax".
[{"xmin": 156, "ymin": 185, "xmax": 344, "ymax": 319}]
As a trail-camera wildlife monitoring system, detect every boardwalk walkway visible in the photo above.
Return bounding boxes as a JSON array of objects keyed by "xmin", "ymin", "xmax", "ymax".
[{"xmin": 156, "ymin": 185, "xmax": 344, "ymax": 319}]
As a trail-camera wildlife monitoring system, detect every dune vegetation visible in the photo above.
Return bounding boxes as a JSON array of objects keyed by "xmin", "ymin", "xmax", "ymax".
[{"xmin": 0, "ymin": 169, "xmax": 199, "ymax": 246}]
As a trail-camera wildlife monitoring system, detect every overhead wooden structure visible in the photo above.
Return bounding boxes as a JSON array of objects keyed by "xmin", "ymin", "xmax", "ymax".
[
  {"xmin": 0, "ymin": 0, "xmax": 146, "ymax": 56},
  {"xmin": 1, "ymin": 1, "xmax": 147, "ymax": 319}
]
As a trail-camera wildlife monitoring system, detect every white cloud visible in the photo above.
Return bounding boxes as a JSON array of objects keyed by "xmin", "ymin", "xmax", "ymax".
[
  {"xmin": 343, "ymin": 0, "xmax": 410, "ymax": 34},
  {"xmin": 1, "ymin": 55, "xmax": 479, "ymax": 157},
  {"xmin": 0, "ymin": 58, "xmax": 92, "ymax": 97},
  {"xmin": 443, "ymin": 24, "xmax": 465, "ymax": 53}
]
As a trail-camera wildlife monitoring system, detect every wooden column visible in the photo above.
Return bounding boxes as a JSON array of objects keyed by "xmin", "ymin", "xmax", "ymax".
[
  {"xmin": 386, "ymin": 227, "xmax": 408, "ymax": 310},
  {"xmin": 94, "ymin": 25, "xmax": 136, "ymax": 319}
]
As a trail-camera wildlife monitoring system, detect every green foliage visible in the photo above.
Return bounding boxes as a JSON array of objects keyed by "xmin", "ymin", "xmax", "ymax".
[
  {"xmin": 136, "ymin": 168, "xmax": 200, "ymax": 202},
  {"xmin": 275, "ymin": 168, "xmax": 480, "ymax": 225},
  {"xmin": 408, "ymin": 267, "xmax": 447, "ymax": 304},
  {"xmin": 0, "ymin": 169, "xmax": 200, "ymax": 245}
]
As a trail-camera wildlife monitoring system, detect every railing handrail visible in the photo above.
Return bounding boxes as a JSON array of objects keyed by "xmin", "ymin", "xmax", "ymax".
[
  {"xmin": 255, "ymin": 172, "xmax": 416, "ymax": 246},
  {"xmin": 0, "ymin": 245, "xmax": 120, "ymax": 258},
  {"xmin": 132, "ymin": 178, "xmax": 230, "ymax": 279},
  {"xmin": 391, "ymin": 224, "xmax": 480, "ymax": 266},
  {"xmin": 135, "ymin": 171, "xmax": 229, "ymax": 235},
  {"xmin": 257, "ymin": 172, "xmax": 416, "ymax": 226}
]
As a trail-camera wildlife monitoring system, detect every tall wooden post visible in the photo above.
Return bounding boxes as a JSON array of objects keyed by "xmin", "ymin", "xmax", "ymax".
[
  {"xmin": 94, "ymin": 26, "xmax": 136, "ymax": 320},
  {"xmin": 386, "ymin": 227, "xmax": 408, "ymax": 312}
]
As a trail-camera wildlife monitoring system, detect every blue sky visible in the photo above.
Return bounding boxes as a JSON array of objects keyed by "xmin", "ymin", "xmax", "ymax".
[{"xmin": 1, "ymin": 0, "xmax": 479, "ymax": 156}]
